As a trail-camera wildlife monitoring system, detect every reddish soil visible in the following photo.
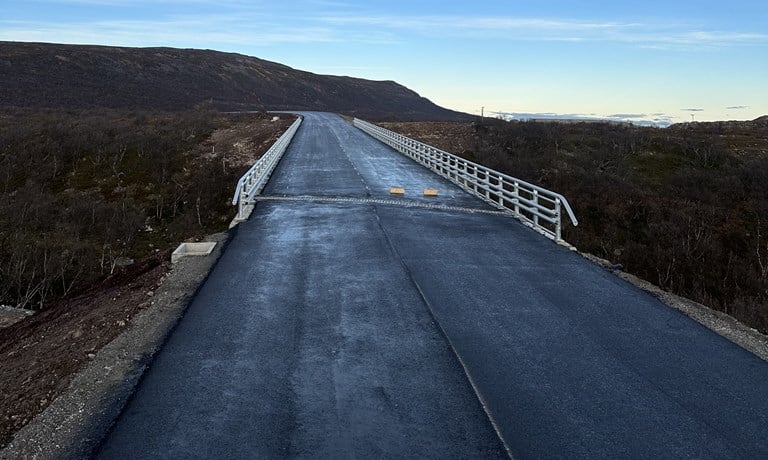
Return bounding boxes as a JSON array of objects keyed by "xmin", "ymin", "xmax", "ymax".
[{"xmin": 0, "ymin": 254, "xmax": 169, "ymax": 448}]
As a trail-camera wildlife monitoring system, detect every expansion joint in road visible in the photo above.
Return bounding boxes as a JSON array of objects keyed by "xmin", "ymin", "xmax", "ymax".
[{"xmin": 255, "ymin": 195, "xmax": 512, "ymax": 217}]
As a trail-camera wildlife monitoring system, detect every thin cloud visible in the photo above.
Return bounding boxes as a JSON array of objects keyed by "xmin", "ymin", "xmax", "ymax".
[
  {"xmin": 0, "ymin": 19, "xmax": 345, "ymax": 47},
  {"xmin": 607, "ymin": 113, "xmax": 647, "ymax": 119},
  {"xmin": 677, "ymin": 31, "xmax": 767, "ymax": 44},
  {"xmin": 650, "ymin": 113, "xmax": 677, "ymax": 125},
  {"xmin": 35, "ymin": 0, "xmax": 260, "ymax": 5},
  {"xmin": 681, "ymin": 108, "xmax": 704, "ymax": 112},
  {"xmin": 320, "ymin": 15, "xmax": 637, "ymax": 41},
  {"xmin": 306, "ymin": 0, "xmax": 358, "ymax": 7},
  {"xmin": 317, "ymin": 14, "xmax": 768, "ymax": 48},
  {"xmin": 493, "ymin": 111, "xmax": 672, "ymax": 127},
  {"xmin": 4, "ymin": 7, "xmax": 767, "ymax": 51},
  {"xmin": 726, "ymin": 105, "xmax": 749, "ymax": 110}
]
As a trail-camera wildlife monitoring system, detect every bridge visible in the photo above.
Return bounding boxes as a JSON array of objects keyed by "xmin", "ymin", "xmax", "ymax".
[{"xmin": 96, "ymin": 112, "xmax": 768, "ymax": 458}]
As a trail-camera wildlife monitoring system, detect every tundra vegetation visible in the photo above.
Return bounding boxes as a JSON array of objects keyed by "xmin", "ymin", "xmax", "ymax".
[
  {"xmin": 0, "ymin": 108, "xmax": 289, "ymax": 311},
  {"xmin": 0, "ymin": 110, "xmax": 766, "ymax": 449},
  {"xmin": 382, "ymin": 117, "xmax": 768, "ymax": 334}
]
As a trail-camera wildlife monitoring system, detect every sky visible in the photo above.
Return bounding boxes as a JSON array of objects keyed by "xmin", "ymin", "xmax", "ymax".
[{"xmin": 1, "ymin": 0, "xmax": 767, "ymax": 124}]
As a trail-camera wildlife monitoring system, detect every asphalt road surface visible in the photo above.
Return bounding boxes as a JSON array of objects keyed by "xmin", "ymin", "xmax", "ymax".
[{"xmin": 96, "ymin": 112, "xmax": 768, "ymax": 459}]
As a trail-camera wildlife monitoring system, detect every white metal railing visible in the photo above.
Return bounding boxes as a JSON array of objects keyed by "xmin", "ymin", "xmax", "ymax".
[
  {"xmin": 353, "ymin": 118, "xmax": 578, "ymax": 241},
  {"xmin": 232, "ymin": 116, "xmax": 302, "ymax": 220}
]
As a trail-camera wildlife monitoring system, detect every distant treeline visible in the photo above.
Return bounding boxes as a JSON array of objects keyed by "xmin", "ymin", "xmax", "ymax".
[
  {"xmin": 385, "ymin": 119, "xmax": 768, "ymax": 333},
  {"xmin": 0, "ymin": 108, "xmax": 283, "ymax": 309}
]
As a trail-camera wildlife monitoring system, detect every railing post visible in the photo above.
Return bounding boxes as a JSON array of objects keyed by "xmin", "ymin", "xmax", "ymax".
[
  {"xmin": 512, "ymin": 181, "xmax": 519, "ymax": 215},
  {"xmin": 352, "ymin": 117, "xmax": 578, "ymax": 241},
  {"xmin": 441, "ymin": 152, "xmax": 448, "ymax": 175},
  {"xmin": 238, "ymin": 188, "xmax": 248, "ymax": 219}
]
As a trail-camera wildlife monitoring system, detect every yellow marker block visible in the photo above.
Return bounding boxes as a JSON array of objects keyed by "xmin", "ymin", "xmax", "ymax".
[
  {"xmin": 423, "ymin": 188, "xmax": 439, "ymax": 197},
  {"xmin": 390, "ymin": 187, "xmax": 405, "ymax": 195}
]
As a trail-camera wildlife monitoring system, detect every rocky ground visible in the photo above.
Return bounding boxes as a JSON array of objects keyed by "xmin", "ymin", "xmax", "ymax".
[{"xmin": 0, "ymin": 307, "xmax": 33, "ymax": 329}]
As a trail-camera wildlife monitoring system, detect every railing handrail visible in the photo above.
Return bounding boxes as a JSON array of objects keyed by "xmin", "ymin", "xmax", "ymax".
[
  {"xmin": 353, "ymin": 118, "xmax": 578, "ymax": 241},
  {"xmin": 231, "ymin": 175, "xmax": 250, "ymax": 206},
  {"xmin": 231, "ymin": 116, "xmax": 303, "ymax": 220}
]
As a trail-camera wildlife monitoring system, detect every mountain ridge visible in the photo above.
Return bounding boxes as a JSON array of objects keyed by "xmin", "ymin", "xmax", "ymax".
[{"xmin": 0, "ymin": 41, "xmax": 471, "ymax": 121}]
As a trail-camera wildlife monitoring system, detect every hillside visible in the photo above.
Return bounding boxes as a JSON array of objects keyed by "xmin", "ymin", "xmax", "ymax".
[
  {"xmin": 669, "ymin": 116, "xmax": 768, "ymax": 133},
  {"xmin": 0, "ymin": 41, "xmax": 470, "ymax": 121}
]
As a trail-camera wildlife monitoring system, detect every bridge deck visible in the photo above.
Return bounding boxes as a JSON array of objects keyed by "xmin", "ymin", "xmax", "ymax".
[{"xmin": 96, "ymin": 112, "xmax": 768, "ymax": 459}]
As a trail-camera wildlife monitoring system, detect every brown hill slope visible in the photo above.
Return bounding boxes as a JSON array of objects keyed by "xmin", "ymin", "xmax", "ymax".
[{"xmin": 0, "ymin": 41, "xmax": 470, "ymax": 121}]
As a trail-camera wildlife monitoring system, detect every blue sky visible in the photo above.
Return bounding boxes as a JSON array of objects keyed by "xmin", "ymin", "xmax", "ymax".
[{"xmin": 2, "ymin": 0, "xmax": 767, "ymax": 123}]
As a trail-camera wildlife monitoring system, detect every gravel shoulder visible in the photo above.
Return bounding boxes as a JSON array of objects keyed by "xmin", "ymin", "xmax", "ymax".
[
  {"xmin": 581, "ymin": 252, "xmax": 768, "ymax": 362},
  {"xmin": 1, "ymin": 231, "xmax": 231, "ymax": 460}
]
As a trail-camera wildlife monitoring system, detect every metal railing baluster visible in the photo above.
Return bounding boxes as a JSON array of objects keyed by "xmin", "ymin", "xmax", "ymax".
[
  {"xmin": 231, "ymin": 117, "xmax": 303, "ymax": 221},
  {"xmin": 353, "ymin": 118, "xmax": 578, "ymax": 242}
]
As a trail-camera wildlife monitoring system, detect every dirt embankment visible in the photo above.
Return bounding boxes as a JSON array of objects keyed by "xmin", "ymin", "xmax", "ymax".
[
  {"xmin": 0, "ymin": 115, "xmax": 290, "ymax": 451},
  {"xmin": 0, "ymin": 255, "xmax": 168, "ymax": 448}
]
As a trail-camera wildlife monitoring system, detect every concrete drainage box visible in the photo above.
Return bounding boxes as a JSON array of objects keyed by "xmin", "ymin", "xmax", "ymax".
[{"xmin": 172, "ymin": 242, "xmax": 216, "ymax": 263}]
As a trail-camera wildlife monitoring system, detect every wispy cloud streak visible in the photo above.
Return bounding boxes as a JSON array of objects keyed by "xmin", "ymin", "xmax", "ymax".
[
  {"xmin": 319, "ymin": 14, "xmax": 768, "ymax": 48},
  {"xmin": 0, "ymin": 18, "xmax": 342, "ymax": 47},
  {"xmin": 3, "ymin": 7, "xmax": 766, "ymax": 50}
]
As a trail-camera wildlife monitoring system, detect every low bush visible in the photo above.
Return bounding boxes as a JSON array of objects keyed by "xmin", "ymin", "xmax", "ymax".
[{"xmin": 0, "ymin": 108, "xmax": 285, "ymax": 310}]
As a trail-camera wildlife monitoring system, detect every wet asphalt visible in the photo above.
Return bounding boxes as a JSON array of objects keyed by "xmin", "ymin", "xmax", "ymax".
[{"xmin": 96, "ymin": 112, "xmax": 768, "ymax": 459}]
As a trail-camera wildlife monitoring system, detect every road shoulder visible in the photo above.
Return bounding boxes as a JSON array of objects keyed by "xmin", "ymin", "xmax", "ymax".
[
  {"xmin": 1, "ymin": 231, "xmax": 230, "ymax": 460},
  {"xmin": 581, "ymin": 252, "xmax": 768, "ymax": 362}
]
